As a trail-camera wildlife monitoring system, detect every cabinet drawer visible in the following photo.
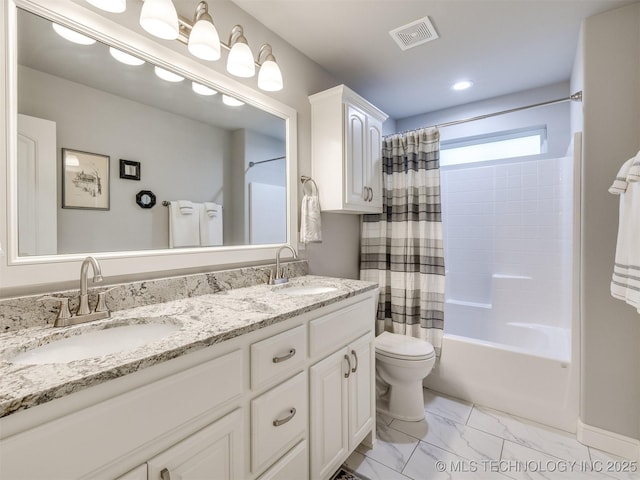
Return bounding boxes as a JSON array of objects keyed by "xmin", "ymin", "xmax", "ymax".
[
  {"xmin": 251, "ymin": 325, "xmax": 306, "ymax": 390},
  {"xmin": 309, "ymin": 299, "xmax": 374, "ymax": 358},
  {"xmin": 251, "ymin": 372, "xmax": 307, "ymax": 474},
  {"xmin": 257, "ymin": 441, "xmax": 307, "ymax": 480}
]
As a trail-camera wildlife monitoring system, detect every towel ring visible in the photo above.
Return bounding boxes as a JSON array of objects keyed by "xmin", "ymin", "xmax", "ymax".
[{"xmin": 301, "ymin": 176, "xmax": 319, "ymax": 196}]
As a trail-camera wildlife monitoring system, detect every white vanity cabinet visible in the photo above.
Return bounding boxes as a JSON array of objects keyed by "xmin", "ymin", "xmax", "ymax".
[
  {"xmin": 310, "ymin": 84, "xmax": 388, "ymax": 214},
  {"xmin": 0, "ymin": 289, "xmax": 377, "ymax": 480}
]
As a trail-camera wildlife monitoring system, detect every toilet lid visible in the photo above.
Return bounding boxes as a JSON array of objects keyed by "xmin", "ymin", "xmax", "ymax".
[{"xmin": 375, "ymin": 331, "xmax": 435, "ymax": 361}]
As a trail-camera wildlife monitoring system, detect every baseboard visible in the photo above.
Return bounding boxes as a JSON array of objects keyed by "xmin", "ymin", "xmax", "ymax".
[{"xmin": 577, "ymin": 419, "xmax": 640, "ymax": 461}]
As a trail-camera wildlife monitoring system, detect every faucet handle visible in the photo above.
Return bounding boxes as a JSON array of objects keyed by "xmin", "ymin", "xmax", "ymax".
[
  {"xmin": 95, "ymin": 287, "xmax": 115, "ymax": 314},
  {"xmin": 39, "ymin": 296, "xmax": 72, "ymax": 322}
]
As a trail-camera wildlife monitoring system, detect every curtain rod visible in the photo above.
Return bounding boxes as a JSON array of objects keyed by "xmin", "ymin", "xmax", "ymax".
[
  {"xmin": 400, "ymin": 91, "xmax": 583, "ymax": 134},
  {"xmin": 248, "ymin": 156, "xmax": 286, "ymax": 168}
]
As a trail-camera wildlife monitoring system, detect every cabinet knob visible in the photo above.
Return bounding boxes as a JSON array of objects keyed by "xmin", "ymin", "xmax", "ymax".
[
  {"xmin": 273, "ymin": 348, "xmax": 296, "ymax": 363},
  {"xmin": 160, "ymin": 468, "xmax": 171, "ymax": 480},
  {"xmin": 344, "ymin": 354, "xmax": 352, "ymax": 378},
  {"xmin": 273, "ymin": 407, "xmax": 296, "ymax": 427}
]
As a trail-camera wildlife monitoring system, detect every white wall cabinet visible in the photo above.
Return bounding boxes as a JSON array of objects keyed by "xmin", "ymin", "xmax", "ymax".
[
  {"xmin": 310, "ymin": 332, "xmax": 375, "ymax": 480},
  {"xmin": 310, "ymin": 85, "xmax": 388, "ymax": 214},
  {"xmin": 0, "ymin": 291, "xmax": 377, "ymax": 480}
]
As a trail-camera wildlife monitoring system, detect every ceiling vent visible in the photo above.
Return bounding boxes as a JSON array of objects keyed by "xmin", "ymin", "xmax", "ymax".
[{"xmin": 389, "ymin": 16, "xmax": 439, "ymax": 51}]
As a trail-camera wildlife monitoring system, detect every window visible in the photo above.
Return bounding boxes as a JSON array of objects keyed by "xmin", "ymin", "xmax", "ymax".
[{"xmin": 440, "ymin": 126, "xmax": 547, "ymax": 167}]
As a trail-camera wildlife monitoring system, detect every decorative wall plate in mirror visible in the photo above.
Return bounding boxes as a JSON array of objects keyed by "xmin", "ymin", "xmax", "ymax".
[
  {"xmin": 136, "ymin": 191, "xmax": 156, "ymax": 209},
  {"xmin": 0, "ymin": 0, "xmax": 298, "ymax": 292}
]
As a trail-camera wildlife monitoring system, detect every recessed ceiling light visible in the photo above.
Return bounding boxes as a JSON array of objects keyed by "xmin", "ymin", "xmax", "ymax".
[
  {"xmin": 52, "ymin": 23, "xmax": 96, "ymax": 45},
  {"xmin": 109, "ymin": 47, "xmax": 145, "ymax": 66},
  {"xmin": 452, "ymin": 80, "xmax": 473, "ymax": 91},
  {"xmin": 154, "ymin": 66, "xmax": 184, "ymax": 82}
]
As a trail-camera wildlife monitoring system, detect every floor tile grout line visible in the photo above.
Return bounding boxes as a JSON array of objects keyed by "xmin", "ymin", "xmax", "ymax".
[
  {"xmin": 357, "ymin": 451, "xmax": 413, "ymax": 480},
  {"xmin": 399, "ymin": 439, "xmax": 422, "ymax": 478}
]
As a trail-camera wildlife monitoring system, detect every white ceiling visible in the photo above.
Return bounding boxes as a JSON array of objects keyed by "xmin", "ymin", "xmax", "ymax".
[{"xmin": 231, "ymin": 0, "xmax": 638, "ymax": 119}]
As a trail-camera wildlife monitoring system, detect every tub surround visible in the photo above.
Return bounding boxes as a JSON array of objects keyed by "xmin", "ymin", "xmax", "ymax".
[
  {"xmin": 0, "ymin": 266, "xmax": 377, "ymax": 419},
  {"xmin": 0, "ymin": 260, "xmax": 308, "ymax": 332}
]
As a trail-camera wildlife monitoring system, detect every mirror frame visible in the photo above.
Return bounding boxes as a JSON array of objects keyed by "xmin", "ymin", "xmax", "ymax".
[{"xmin": 0, "ymin": 0, "xmax": 298, "ymax": 293}]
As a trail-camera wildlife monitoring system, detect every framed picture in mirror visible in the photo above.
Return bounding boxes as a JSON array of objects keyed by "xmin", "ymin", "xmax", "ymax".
[
  {"xmin": 120, "ymin": 159, "xmax": 141, "ymax": 180},
  {"xmin": 62, "ymin": 148, "xmax": 110, "ymax": 210}
]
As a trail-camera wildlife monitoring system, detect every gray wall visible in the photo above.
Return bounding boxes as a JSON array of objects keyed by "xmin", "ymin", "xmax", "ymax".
[
  {"xmin": 574, "ymin": 3, "xmax": 640, "ymax": 441},
  {"xmin": 18, "ymin": 65, "xmax": 230, "ymax": 253}
]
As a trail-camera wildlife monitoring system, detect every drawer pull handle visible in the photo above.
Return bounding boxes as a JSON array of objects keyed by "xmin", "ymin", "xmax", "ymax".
[
  {"xmin": 273, "ymin": 348, "xmax": 296, "ymax": 363},
  {"xmin": 160, "ymin": 468, "xmax": 171, "ymax": 480},
  {"xmin": 273, "ymin": 408, "xmax": 296, "ymax": 427},
  {"xmin": 351, "ymin": 349, "xmax": 358, "ymax": 373},
  {"xmin": 344, "ymin": 354, "xmax": 351, "ymax": 378}
]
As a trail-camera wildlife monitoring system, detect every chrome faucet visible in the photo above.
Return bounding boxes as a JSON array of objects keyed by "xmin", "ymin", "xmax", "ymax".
[
  {"xmin": 272, "ymin": 245, "xmax": 298, "ymax": 285},
  {"xmin": 51, "ymin": 256, "xmax": 111, "ymax": 327},
  {"xmin": 78, "ymin": 256, "xmax": 103, "ymax": 315}
]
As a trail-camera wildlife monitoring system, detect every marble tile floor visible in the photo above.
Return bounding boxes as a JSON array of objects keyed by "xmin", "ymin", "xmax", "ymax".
[{"xmin": 346, "ymin": 389, "xmax": 640, "ymax": 480}]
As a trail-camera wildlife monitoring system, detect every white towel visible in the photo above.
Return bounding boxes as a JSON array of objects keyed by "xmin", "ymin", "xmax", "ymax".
[
  {"xmin": 627, "ymin": 150, "xmax": 640, "ymax": 182},
  {"xmin": 300, "ymin": 191, "xmax": 322, "ymax": 243},
  {"xmin": 610, "ymin": 155, "xmax": 640, "ymax": 313},
  {"xmin": 199, "ymin": 202, "xmax": 223, "ymax": 246},
  {"xmin": 168, "ymin": 200, "xmax": 200, "ymax": 248}
]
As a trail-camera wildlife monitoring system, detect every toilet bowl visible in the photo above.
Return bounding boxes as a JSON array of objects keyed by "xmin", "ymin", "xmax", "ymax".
[{"xmin": 375, "ymin": 331, "xmax": 436, "ymax": 422}]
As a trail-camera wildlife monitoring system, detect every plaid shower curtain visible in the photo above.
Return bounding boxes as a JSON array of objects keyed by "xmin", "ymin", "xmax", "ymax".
[{"xmin": 360, "ymin": 128, "xmax": 445, "ymax": 355}]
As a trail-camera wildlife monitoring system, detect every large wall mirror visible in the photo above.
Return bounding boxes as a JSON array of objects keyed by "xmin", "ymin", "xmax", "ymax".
[{"xmin": 1, "ymin": 0, "xmax": 298, "ymax": 292}]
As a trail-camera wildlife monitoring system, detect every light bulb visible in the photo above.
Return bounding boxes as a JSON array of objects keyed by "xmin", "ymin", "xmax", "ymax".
[
  {"xmin": 86, "ymin": 0, "xmax": 126, "ymax": 13},
  {"xmin": 139, "ymin": 0, "xmax": 179, "ymax": 40},
  {"xmin": 452, "ymin": 80, "xmax": 473, "ymax": 91},
  {"xmin": 222, "ymin": 94, "xmax": 244, "ymax": 107},
  {"xmin": 154, "ymin": 66, "xmax": 184, "ymax": 82},
  {"xmin": 109, "ymin": 47, "xmax": 145, "ymax": 66},
  {"xmin": 188, "ymin": 15, "xmax": 221, "ymax": 61},
  {"xmin": 52, "ymin": 23, "xmax": 96, "ymax": 45},
  {"xmin": 192, "ymin": 82, "xmax": 217, "ymax": 96},
  {"xmin": 258, "ymin": 59, "xmax": 283, "ymax": 91}
]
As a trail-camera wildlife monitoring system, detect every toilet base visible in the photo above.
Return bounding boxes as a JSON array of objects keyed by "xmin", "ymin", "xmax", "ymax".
[{"xmin": 376, "ymin": 381, "xmax": 426, "ymax": 422}]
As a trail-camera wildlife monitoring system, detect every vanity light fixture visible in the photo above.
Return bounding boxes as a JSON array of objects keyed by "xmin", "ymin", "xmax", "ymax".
[
  {"xmin": 134, "ymin": 0, "xmax": 285, "ymax": 90},
  {"xmin": 109, "ymin": 47, "xmax": 145, "ymax": 66},
  {"xmin": 226, "ymin": 25, "xmax": 255, "ymax": 78},
  {"xmin": 222, "ymin": 94, "xmax": 245, "ymax": 107},
  {"xmin": 86, "ymin": 0, "xmax": 126, "ymax": 13},
  {"xmin": 192, "ymin": 82, "xmax": 217, "ymax": 96},
  {"xmin": 187, "ymin": 1, "xmax": 221, "ymax": 61},
  {"xmin": 257, "ymin": 44, "xmax": 283, "ymax": 92},
  {"xmin": 139, "ymin": 0, "xmax": 179, "ymax": 40},
  {"xmin": 154, "ymin": 66, "xmax": 184, "ymax": 82},
  {"xmin": 52, "ymin": 23, "xmax": 96, "ymax": 45}
]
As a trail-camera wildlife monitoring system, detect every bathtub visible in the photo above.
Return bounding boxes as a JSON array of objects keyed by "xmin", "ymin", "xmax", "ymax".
[{"xmin": 424, "ymin": 304, "xmax": 578, "ymax": 432}]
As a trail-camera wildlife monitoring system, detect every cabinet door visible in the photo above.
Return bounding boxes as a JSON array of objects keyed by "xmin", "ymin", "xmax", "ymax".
[
  {"xmin": 310, "ymin": 348, "xmax": 349, "ymax": 480},
  {"xmin": 347, "ymin": 334, "xmax": 375, "ymax": 451},
  {"xmin": 344, "ymin": 104, "xmax": 368, "ymax": 208},
  {"xmin": 147, "ymin": 409, "xmax": 244, "ymax": 480},
  {"xmin": 366, "ymin": 116, "xmax": 383, "ymax": 210}
]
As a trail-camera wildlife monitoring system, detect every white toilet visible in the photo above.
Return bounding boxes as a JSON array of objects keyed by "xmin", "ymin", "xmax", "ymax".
[{"xmin": 375, "ymin": 331, "xmax": 436, "ymax": 421}]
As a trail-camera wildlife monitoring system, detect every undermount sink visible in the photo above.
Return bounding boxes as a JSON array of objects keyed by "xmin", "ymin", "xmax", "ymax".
[
  {"xmin": 10, "ymin": 321, "xmax": 181, "ymax": 365},
  {"xmin": 275, "ymin": 285, "xmax": 339, "ymax": 296}
]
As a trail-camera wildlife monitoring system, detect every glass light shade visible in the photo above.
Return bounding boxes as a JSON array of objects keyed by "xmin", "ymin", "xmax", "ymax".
[
  {"xmin": 86, "ymin": 0, "xmax": 126, "ymax": 13},
  {"xmin": 257, "ymin": 59, "xmax": 283, "ymax": 91},
  {"xmin": 188, "ymin": 18, "xmax": 221, "ymax": 61},
  {"xmin": 139, "ymin": 0, "xmax": 179, "ymax": 40},
  {"xmin": 192, "ymin": 82, "xmax": 217, "ymax": 96},
  {"xmin": 154, "ymin": 66, "xmax": 184, "ymax": 82},
  {"xmin": 222, "ymin": 94, "xmax": 244, "ymax": 106},
  {"xmin": 226, "ymin": 42, "xmax": 255, "ymax": 78},
  {"xmin": 109, "ymin": 47, "xmax": 145, "ymax": 66},
  {"xmin": 52, "ymin": 24, "xmax": 96, "ymax": 45}
]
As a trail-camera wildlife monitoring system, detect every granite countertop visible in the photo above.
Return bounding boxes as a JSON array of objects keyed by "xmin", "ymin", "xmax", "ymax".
[{"xmin": 0, "ymin": 275, "xmax": 377, "ymax": 419}]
